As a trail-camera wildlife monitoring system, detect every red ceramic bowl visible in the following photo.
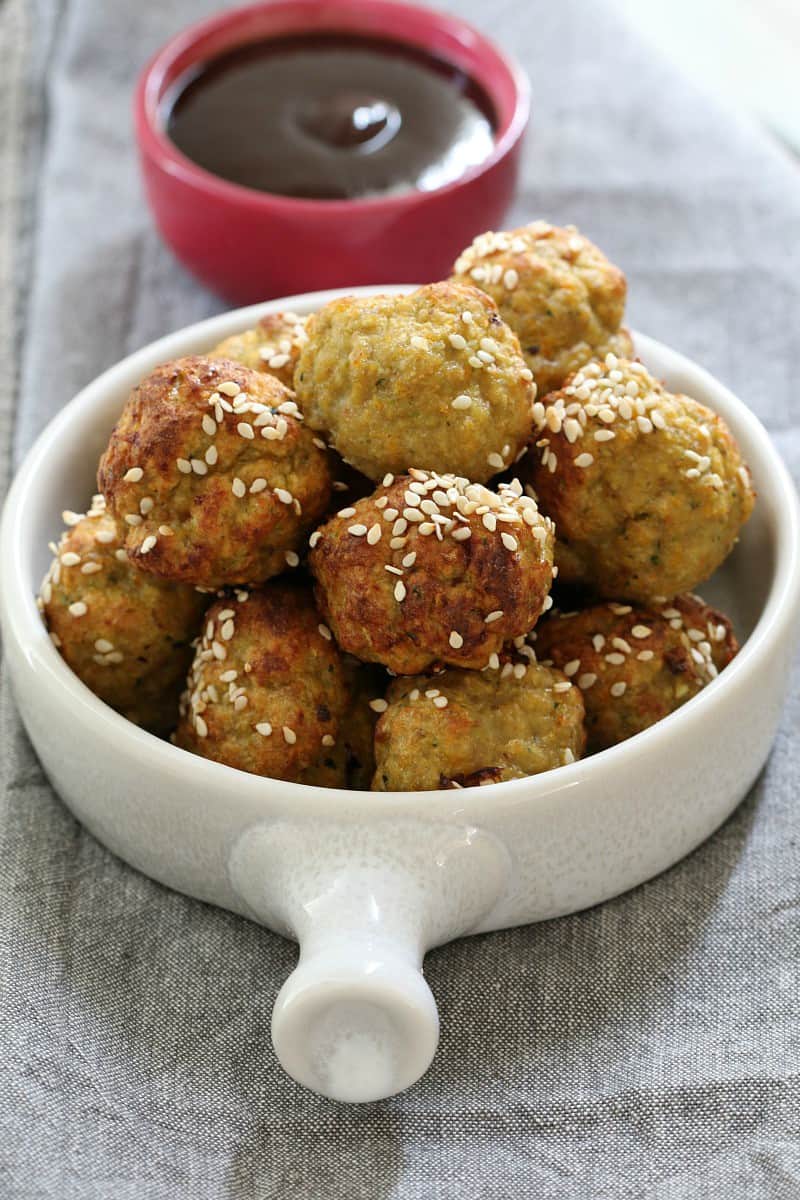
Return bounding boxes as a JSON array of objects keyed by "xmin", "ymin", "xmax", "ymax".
[{"xmin": 135, "ymin": 0, "xmax": 530, "ymax": 304}]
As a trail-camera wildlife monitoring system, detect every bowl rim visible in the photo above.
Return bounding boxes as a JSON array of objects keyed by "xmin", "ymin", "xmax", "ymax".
[
  {"xmin": 134, "ymin": 0, "xmax": 531, "ymax": 215},
  {"xmin": 2, "ymin": 285, "xmax": 799, "ymax": 815}
]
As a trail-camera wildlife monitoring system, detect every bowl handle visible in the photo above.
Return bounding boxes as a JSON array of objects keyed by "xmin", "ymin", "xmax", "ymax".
[{"xmin": 228, "ymin": 817, "xmax": 510, "ymax": 1102}]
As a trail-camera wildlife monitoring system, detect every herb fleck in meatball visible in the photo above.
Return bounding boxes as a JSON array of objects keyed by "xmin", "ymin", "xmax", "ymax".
[
  {"xmin": 38, "ymin": 496, "xmax": 206, "ymax": 734},
  {"xmin": 309, "ymin": 470, "xmax": 555, "ymax": 675},
  {"xmin": 451, "ymin": 222, "xmax": 633, "ymax": 396},
  {"xmin": 211, "ymin": 311, "xmax": 309, "ymax": 390},
  {"xmin": 294, "ymin": 282, "xmax": 535, "ymax": 483},
  {"xmin": 373, "ymin": 660, "xmax": 585, "ymax": 791},
  {"xmin": 175, "ymin": 581, "xmax": 348, "ymax": 784},
  {"xmin": 520, "ymin": 355, "xmax": 755, "ymax": 602},
  {"xmin": 98, "ymin": 356, "xmax": 333, "ymax": 589},
  {"xmin": 532, "ymin": 593, "xmax": 737, "ymax": 751}
]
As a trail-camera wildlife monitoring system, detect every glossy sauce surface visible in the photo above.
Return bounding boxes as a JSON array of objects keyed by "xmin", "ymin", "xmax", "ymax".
[{"xmin": 164, "ymin": 34, "xmax": 497, "ymax": 200}]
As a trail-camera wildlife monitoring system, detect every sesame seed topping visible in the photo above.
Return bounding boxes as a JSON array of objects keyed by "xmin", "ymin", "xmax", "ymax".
[
  {"xmin": 369, "ymin": 698, "xmax": 389, "ymax": 713},
  {"xmin": 68, "ymin": 601, "xmax": 87, "ymax": 617},
  {"xmin": 563, "ymin": 659, "xmax": 580, "ymax": 676},
  {"xmin": 140, "ymin": 535, "xmax": 157, "ymax": 554},
  {"xmin": 631, "ymin": 625, "xmax": 652, "ymax": 639},
  {"xmin": 309, "ymin": 531, "xmax": 322, "ymax": 549},
  {"xmin": 594, "ymin": 429, "xmax": 615, "ymax": 442},
  {"xmin": 321, "ymin": 734, "xmax": 335, "ymax": 747},
  {"xmin": 449, "ymin": 630, "xmax": 464, "ymax": 649},
  {"xmin": 610, "ymin": 682, "xmax": 627, "ymax": 697},
  {"xmin": 578, "ymin": 673, "xmax": 597, "ymax": 690},
  {"xmin": 218, "ymin": 381, "xmax": 240, "ymax": 396},
  {"xmin": 195, "ymin": 716, "xmax": 208, "ymax": 738},
  {"xmin": 366, "ymin": 524, "xmax": 382, "ymax": 545},
  {"xmin": 123, "ymin": 467, "xmax": 143, "ymax": 483},
  {"xmin": 237, "ymin": 422, "xmax": 254, "ymax": 440},
  {"xmin": 574, "ymin": 453, "xmax": 594, "ymax": 469},
  {"xmin": 62, "ymin": 510, "xmax": 82, "ymax": 525},
  {"xmin": 255, "ymin": 722, "xmax": 272, "ymax": 737},
  {"xmin": 394, "ymin": 580, "xmax": 407, "ymax": 602},
  {"xmin": 452, "ymin": 526, "xmax": 472, "ymax": 541},
  {"xmin": 433, "ymin": 695, "xmax": 449, "ymax": 708},
  {"xmin": 382, "ymin": 474, "xmax": 394, "ymax": 487},
  {"xmin": 482, "ymin": 512, "xmax": 497, "ymax": 532},
  {"xmin": 61, "ymin": 552, "xmax": 81, "ymax": 567},
  {"xmin": 205, "ymin": 445, "xmax": 218, "ymax": 466},
  {"xmin": 211, "ymin": 641, "xmax": 226, "ymax": 661},
  {"xmin": 348, "ymin": 524, "xmax": 367, "ymax": 537},
  {"xmin": 124, "ymin": 514, "xmax": 142, "ymax": 526},
  {"xmin": 285, "ymin": 551, "xmax": 300, "ymax": 567},
  {"xmin": 139, "ymin": 497, "xmax": 154, "ymax": 514},
  {"xmin": 503, "ymin": 268, "xmax": 519, "ymax": 290},
  {"xmin": 637, "ymin": 649, "xmax": 655, "ymax": 662},
  {"xmin": 274, "ymin": 488, "xmax": 293, "ymax": 505},
  {"xmin": 282, "ymin": 726, "xmax": 297, "ymax": 744},
  {"xmin": 176, "ymin": 458, "xmax": 192, "ymax": 474},
  {"xmin": 337, "ymin": 507, "xmax": 356, "ymax": 519},
  {"xmin": 318, "ymin": 623, "xmax": 332, "ymax": 640},
  {"xmin": 452, "ymin": 394, "xmax": 473, "ymax": 410},
  {"xmin": 232, "ymin": 478, "xmax": 246, "ymax": 498},
  {"xmin": 501, "ymin": 532, "xmax": 518, "ymax": 552},
  {"xmin": 94, "ymin": 639, "xmax": 113, "ymax": 653},
  {"xmin": 202, "ymin": 414, "xmax": 217, "ymax": 436},
  {"xmin": 605, "ymin": 653, "xmax": 626, "ymax": 665},
  {"xmin": 553, "ymin": 681, "xmax": 572, "ymax": 693},
  {"xmin": 249, "ymin": 478, "xmax": 267, "ymax": 494}
]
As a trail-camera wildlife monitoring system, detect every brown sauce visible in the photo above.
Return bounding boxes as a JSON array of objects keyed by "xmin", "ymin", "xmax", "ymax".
[{"xmin": 164, "ymin": 33, "xmax": 497, "ymax": 200}]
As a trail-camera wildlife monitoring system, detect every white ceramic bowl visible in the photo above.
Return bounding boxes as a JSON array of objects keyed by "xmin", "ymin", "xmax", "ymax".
[{"xmin": 2, "ymin": 287, "xmax": 798, "ymax": 1104}]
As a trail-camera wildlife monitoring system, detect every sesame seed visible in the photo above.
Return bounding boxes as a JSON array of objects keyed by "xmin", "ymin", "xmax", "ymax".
[
  {"xmin": 452, "ymin": 526, "xmax": 472, "ymax": 541},
  {"xmin": 211, "ymin": 641, "xmax": 226, "ymax": 661},
  {"xmin": 139, "ymin": 497, "xmax": 154, "ymax": 514},
  {"xmin": 283, "ymin": 726, "xmax": 297, "ymax": 744},
  {"xmin": 61, "ymin": 552, "xmax": 81, "ymax": 567},
  {"xmin": 366, "ymin": 524, "xmax": 382, "ymax": 545},
  {"xmin": 318, "ymin": 623, "xmax": 332, "ymax": 640},
  {"xmin": 202, "ymin": 414, "xmax": 217, "ymax": 436},
  {"xmin": 369, "ymin": 698, "xmax": 389, "ymax": 713},
  {"xmin": 176, "ymin": 458, "xmax": 192, "ymax": 474},
  {"xmin": 218, "ymin": 381, "xmax": 240, "ymax": 396},
  {"xmin": 425, "ymin": 689, "xmax": 440, "ymax": 699},
  {"xmin": 484, "ymin": 610, "xmax": 504, "ymax": 625},
  {"xmin": 389, "ymin": 537, "xmax": 406, "ymax": 549},
  {"xmin": 124, "ymin": 514, "xmax": 142, "ymax": 526},
  {"xmin": 382, "ymin": 474, "xmax": 394, "ymax": 487},
  {"xmin": 563, "ymin": 659, "xmax": 580, "ymax": 676},
  {"xmin": 309, "ymin": 531, "xmax": 322, "ymax": 549},
  {"xmin": 220, "ymin": 619, "xmax": 235, "ymax": 641},
  {"xmin": 233, "ymin": 696, "xmax": 248, "ymax": 712},
  {"xmin": 468, "ymin": 356, "xmax": 483, "ymax": 368},
  {"xmin": 249, "ymin": 478, "xmax": 267, "ymax": 494},
  {"xmin": 275, "ymin": 488, "xmax": 293, "ymax": 505},
  {"xmin": 195, "ymin": 716, "xmax": 208, "ymax": 738},
  {"xmin": 94, "ymin": 639, "xmax": 113, "ymax": 653},
  {"xmin": 68, "ymin": 601, "xmax": 87, "ymax": 617},
  {"xmin": 452, "ymin": 394, "xmax": 472, "ymax": 410},
  {"xmin": 553, "ymin": 681, "xmax": 572, "ymax": 693},
  {"xmin": 232, "ymin": 478, "xmax": 246, "ymax": 498},
  {"xmin": 255, "ymin": 722, "xmax": 272, "ymax": 736},
  {"xmin": 503, "ymin": 268, "xmax": 519, "ymax": 290},
  {"xmin": 609, "ymin": 603, "xmax": 632, "ymax": 615},
  {"xmin": 140, "ymin": 535, "xmax": 157, "ymax": 554},
  {"xmin": 449, "ymin": 333, "xmax": 467, "ymax": 350},
  {"xmin": 285, "ymin": 551, "xmax": 300, "ymax": 568},
  {"xmin": 461, "ymin": 310, "xmax": 474, "ymax": 323},
  {"xmin": 594, "ymin": 429, "xmax": 615, "ymax": 442},
  {"xmin": 268, "ymin": 353, "xmax": 290, "ymax": 369},
  {"xmin": 578, "ymin": 673, "xmax": 597, "ymax": 690},
  {"xmin": 449, "ymin": 630, "xmax": 464, "ymax": 649},
  {"xmin": 205, "ymin": 445, "xmax": 218, "ymax": 466},
  {"xmin": 651, "ymin": 409, "xmax": 667, "ymax": 430},
  {"xmin": 610, "ymin": 682, "xmax": 627, "ymax": 697},
  {"xmin": 501, "ymin": 532, "xmax": 518, "ymax": 552},
  {"xmin": 636, "ymin": 416, "xmax": 654, "ymax": 434},
  {"xmin": 123, "ymin": 467, "xmax": 143, "ymax": 483},
  {"xmin": 348, "ymin": 524, "xmax": 367, "ymax": 537},
  {"xmin": 482, "ymin": 512, "xmax": 497, "ymax": 532},
  {"xmin": 636, "ymin": 650, "xmax": 655, "ymax": 662},
  {"xmin": 574, "ymin": 453, "xmax": 594, "ymax": 469},
  {"xmin": 114, "ymin": 549, "xmax": 127, "ymax": 562},
  {"xmin": 338, "ymin": 507, "xmax": 357, "ymax": 519},
  {"xmin": 631, "ymin": 625, "xmax": 652, "ymax": 639},
  {"xmin": 95, "ymin": 529, "xmax": 115, "ymax": 543},
  {"xmin": 62, "ymin": 510, "xmax": 82, "ymax": 525},
  {"xmin": 477, "ymin": 350, "xmax": 494, "ymax": 364},
  {"xmin": 605, "ymin": 653, "xmax": 626, "ymax": 665},
  {"xmin": 237, "ymin": 422, "xmax": 254, "ymax": 440},
  {"xmin": 321, "ymin": 734, "xmax": 335, "ymax": 747},
  {"xmin": 394, "ymin": 580, "xmax": 407, "ymax": 602},
  {"xmin": 220, "ymin": 669, "xmax": 238, "ymax": 682}
]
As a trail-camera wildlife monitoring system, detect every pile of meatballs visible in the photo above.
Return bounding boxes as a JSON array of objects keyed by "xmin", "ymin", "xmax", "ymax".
[{"xmin": 39, "ymin": 221, "xmax": 755, "ymax": 791}]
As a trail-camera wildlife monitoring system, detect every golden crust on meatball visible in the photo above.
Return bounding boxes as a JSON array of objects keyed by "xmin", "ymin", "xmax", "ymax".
[
  {"xmin": 175, "ymin": 581, "xmax": 349, "ymax": 784},
  {"xmin": 211, "ymin": 311, "xmax": 309, "ymax": 390},
  {"xmin": 372, "ymin": 660, "xmax": 585, "ymax": 791},
  {"xmin": 451, "ymin": 221, "xmax": 633, "ymax": 395},
  {"xmin": 532, "ymin": 593, "xmax": 737, "ymax": 752},
  {"xmin": 39, "ymin": 497, "xmax": 206, "ymax": 734},
  {"xmin": 309, "ymin": 470, "xmax": 555, "ymax": 675},
  {"xmin": 293, "ymin": 282, "xmax": 535, "ymax": 483},
  {"xmin": 521, "ymin": 355, "xmax": 755, "ymax": 602},
  {"xmin": 98, "ymin": 356, "xmax": 333, "ymax": 589}
]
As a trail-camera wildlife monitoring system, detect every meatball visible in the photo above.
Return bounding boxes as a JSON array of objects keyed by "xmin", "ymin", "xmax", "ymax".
[
  {"xmin": 520, "ymin": 355, "xmax": 755, "ymax": 602},
  {"xmin": 451, "ymin": 221, "xmax": 633, "ymax": 396},
  {"xmin": 98, "ymin": 356, "xmax": 333, "ymax": 589},
  {"xmin": 38, "ymin": 496, "xmax": 206, "ymax": 734},
  {"xmin": 309, "ymin": 470, "xmax": 555, "ymax": 675},
  {"xmin": 532, "ymin": 593, "xmax": 738, "ymax": 752},
  {"xmin": 372, "ymin": 660, "xmax": 585, "ymax": 791},
  {"xmin": 293, "ymin": 282, "xmax": 535, "ymax": 483},
  {"xmin": 210, "ymin": 311, "xmax": 309, "ymax": 390},
  {"xmin": 175, "ymin": 581, "xmax": 349, "ymax": 784}
]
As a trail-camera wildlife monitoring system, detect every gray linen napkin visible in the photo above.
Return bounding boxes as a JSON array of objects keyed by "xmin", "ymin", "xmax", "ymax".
[{"xmin": 1, "ymin": 0, "xmax": 799, "ymax": 1196}]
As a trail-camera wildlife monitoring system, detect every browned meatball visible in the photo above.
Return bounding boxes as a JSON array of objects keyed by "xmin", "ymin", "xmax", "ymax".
[
  {"xmin": 309, "ymin": 470, "xmax": 554, "ymax": 674},
  {"xmin": 451, "ymin": 222, "xmax": 633, "ymax": 395},
  {"xmin": 520, "ymin": 355, "xmax": 756, "ymax": 602},
  {"xmin": 38, "ymin": 496, "xmax": 206, "ymax": 734},
  {"xmin": 211, "ymin": 311, "xmax": 309, "ymax": 389},
  {"xmin": 175, "ymin": 581, "xmax": 349, "ymax": 784},
  {"xmin": 372, "ymin": 660, "xmax": 585, "ymax": 791},
  {"xmin": 98, "ymin": 356, "xmax": 333, "ymax": 589},
  {"xmin": 294, "ymin": 282, "xmax": 535, "ymax": 482},
  {"xmin": 532, "ymin": 593, "xmax": 738, "ymax": 751}
]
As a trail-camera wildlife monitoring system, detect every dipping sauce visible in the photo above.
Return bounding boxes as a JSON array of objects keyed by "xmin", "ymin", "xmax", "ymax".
[{"xmin": 164, "ymin": 34, "xmax": 497, "ymax": 200}]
